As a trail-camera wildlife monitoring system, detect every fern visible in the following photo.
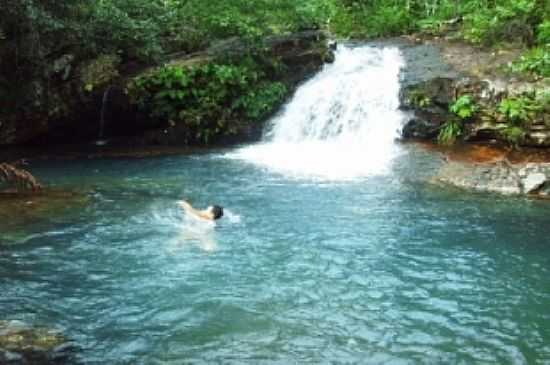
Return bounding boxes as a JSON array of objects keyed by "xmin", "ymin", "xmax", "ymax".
[{"xmin": 437, "ymin": 120, "xmax": 463, "ymax": 145}]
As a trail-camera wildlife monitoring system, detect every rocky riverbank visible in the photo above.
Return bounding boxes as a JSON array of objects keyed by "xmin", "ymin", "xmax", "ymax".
[
  {"xmin": 400, "ymin": 35, "xmax": 549, "ymax": 146},
  {"xmin": 399, "ymin": 35, "xmax": 550, "ymax": 197}
]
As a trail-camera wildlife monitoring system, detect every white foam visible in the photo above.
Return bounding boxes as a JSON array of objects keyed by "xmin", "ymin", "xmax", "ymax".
[{"xmin": 223, "ymin": 209, "xmax": 241, "ymax": 224}]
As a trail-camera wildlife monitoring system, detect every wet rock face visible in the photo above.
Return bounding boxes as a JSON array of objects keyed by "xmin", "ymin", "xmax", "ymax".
[
  {"xmin": 399, "ymin": 43, "xmax": 458, "ymax": 88},
  {"xmin": 0, "ymin": 53, "xmax": 121, "ymax": 146},
  {"xmin": 434, "ymin": 161, "xmax": 550, "ymax": 196},
  {"xmin": 0, "ymin": 320, "xmax": 74, "ymax": 364},
  {"xmin": 399, "ymin": 76, "xmax": 501, "ymax": 141},
  {"xmin": 399, "ymin": 77, "xmax": 456, "ymax": 140}
]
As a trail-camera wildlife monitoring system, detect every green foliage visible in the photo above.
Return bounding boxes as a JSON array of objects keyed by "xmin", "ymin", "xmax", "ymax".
[
  {"xmin": 500, "ymin": 126, "xmax": 526, "ymax": 145},
  {"xmin": 450, "ymin": 95, "xmax": 478, "ymax": 119},
  {"xmin": 129, "ymin": 58, "xmax": 288, "ymax": 143},
  {"xmin": 497, "ymin": 93, "xmax": 546, "ymax": 146},
  {"xmin": 536, "ymin": 91, "xmax": 550, "ymax": 115},
  {"xmin": 3, "ymin": 0, "xmax": 550, "ymax": 146},
  {"xmin": 437, "ymin": 119, "xmax": 463, "ymax": 145},
  {"xmin": 329, "ymin": 2, "xmax": 413, "ymax": 37},
  {"xmin": 511, "ymin": 47, "xmax": 550, "ymax": 77},
  {"xmin": 234, "ymin": 82, "xmax": 288, "ymax": 119},
  {"xmin": 89, "ymin": 0, "xmax": 166, "ymax": 61},
  {"xmin": 328, "ymin": 0, "xmax": 548, "ymax": 48},
  {"xmin": 538, "ymin": 20, "xmax": 550, "ymax": 45},
  {"xmin": 498, "ymin": 95, "xmax": 540, "ymax": 124},
  {"xmin": 462, "ymin": 0, "xmax": 539, "ymax": 45}
]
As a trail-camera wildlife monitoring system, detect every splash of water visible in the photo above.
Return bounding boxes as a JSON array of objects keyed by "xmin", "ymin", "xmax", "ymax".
[{"xmin": 227, "ymin": 45, "xmax": 406, "ymax": 180}]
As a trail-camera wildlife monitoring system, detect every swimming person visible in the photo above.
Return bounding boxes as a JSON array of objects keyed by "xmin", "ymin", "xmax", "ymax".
[{"xmin": 178, "ymin": 200, "xmax": 224, "ymax": 221}]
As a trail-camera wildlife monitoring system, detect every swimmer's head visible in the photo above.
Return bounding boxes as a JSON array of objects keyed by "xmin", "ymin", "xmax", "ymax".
[{"xmin": 207, "ymin": 205, "xmax": 224, "ymax": 220}]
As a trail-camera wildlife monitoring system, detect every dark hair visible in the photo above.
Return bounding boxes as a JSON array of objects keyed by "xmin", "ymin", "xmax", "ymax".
[{"xmin": 211, "ymin": 205, "xmax": 224, "ymax": 220}]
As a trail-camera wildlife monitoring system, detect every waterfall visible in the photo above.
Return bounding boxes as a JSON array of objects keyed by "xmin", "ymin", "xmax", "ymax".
[
  {"xmin": 96, "ymin": 86, "xmax": 112, "ymax": 146},
  {"xmin": 227, "ymin": 45, "xmax": 407, "ymax": 180}
]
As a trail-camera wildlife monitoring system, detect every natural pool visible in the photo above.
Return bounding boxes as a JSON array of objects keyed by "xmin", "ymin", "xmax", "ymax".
[
  {"xmin": 1, "ymin": 144, "xmax": 550, "ymax": 364},
  {"xmin": 2, "ymin": 44, "xmax": 550, "ymax": 364}
]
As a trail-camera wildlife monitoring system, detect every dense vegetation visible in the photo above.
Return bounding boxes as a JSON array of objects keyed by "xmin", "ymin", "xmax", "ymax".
[
  {"xmin": 128, "ymin": 56, "xmax": 289, "ymax": 143},
  {"xmin": 2, "ymin": 0, "xmax": 548, "ymax": 78},
  {"xmin": 0, "ymin": 0, "xmax": 548, "ymax": 144}
]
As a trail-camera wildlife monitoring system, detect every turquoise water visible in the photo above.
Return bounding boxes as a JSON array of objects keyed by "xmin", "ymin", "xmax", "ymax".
[{"xmin": 1, "ymin": 145, "xmax": 550, "ymax": 364}]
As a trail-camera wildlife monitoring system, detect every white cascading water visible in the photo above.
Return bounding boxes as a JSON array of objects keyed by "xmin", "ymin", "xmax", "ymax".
[{"xmin": 227, "ymin": 45, "xmax": 406, "ymax": 180}]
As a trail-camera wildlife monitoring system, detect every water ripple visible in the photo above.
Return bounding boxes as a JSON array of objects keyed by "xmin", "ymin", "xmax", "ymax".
[{"xmin": 1, "ymin": 149, "xmax": 550, "ymax": 364}]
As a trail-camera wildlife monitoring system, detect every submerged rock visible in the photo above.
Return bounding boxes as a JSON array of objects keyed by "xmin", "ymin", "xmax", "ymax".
[
  {"xmin": 0, "ymin": 189, "xmax": 89, "ymax": 245},
  {"xmin": 0, "ymin": 320, "xmax": 74, "ymax": 364}
]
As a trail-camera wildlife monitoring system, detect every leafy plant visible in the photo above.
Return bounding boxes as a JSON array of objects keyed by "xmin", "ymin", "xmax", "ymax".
[
  {"xmin": 234, "ymin": 82, "xmax": 287, "ymax": 119},
  {"xmin": 536, "ymin": 91, "xmax": 550, "ymax": 115},
  {"xmin": 129, "ymin": 57, "xmax": 289, "ymax": 143},
  {"xmin": 437, "ymin": 119, "xmax": 463, "ymax": 145},
  {"xmin": 500, "ymin": 126, "xmax": 526, "ymax": 145},
  {"xmin": 538, "ymin": 20, "xmax": 550, "ymax": 45},
  {"xmin": 450, "ymin": 95, "xmax": 478, "ymax": 119},
  {"xmin": 498, "ymin": 95, "xmax": 540, "ymax": 124},
  {"xmin": 511, "ymin": 47, "xmax": 550, "ymax": 77},
  {"xmin": 462, "ymin": 10, "xmax": 497, "ymax": 44}
]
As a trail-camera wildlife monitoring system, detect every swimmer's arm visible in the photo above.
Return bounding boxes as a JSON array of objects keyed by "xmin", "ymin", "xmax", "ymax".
[
  {"xmin": 178, "ymin": 200, "xmax": 212, "ymax": 220},
  {"xmin": 178, "ymin": 200, "xmax": 198, "ymax": 215},
  {"xmin": 178, "ymin": 200, "xmax": 193, "ymax": 211}
]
